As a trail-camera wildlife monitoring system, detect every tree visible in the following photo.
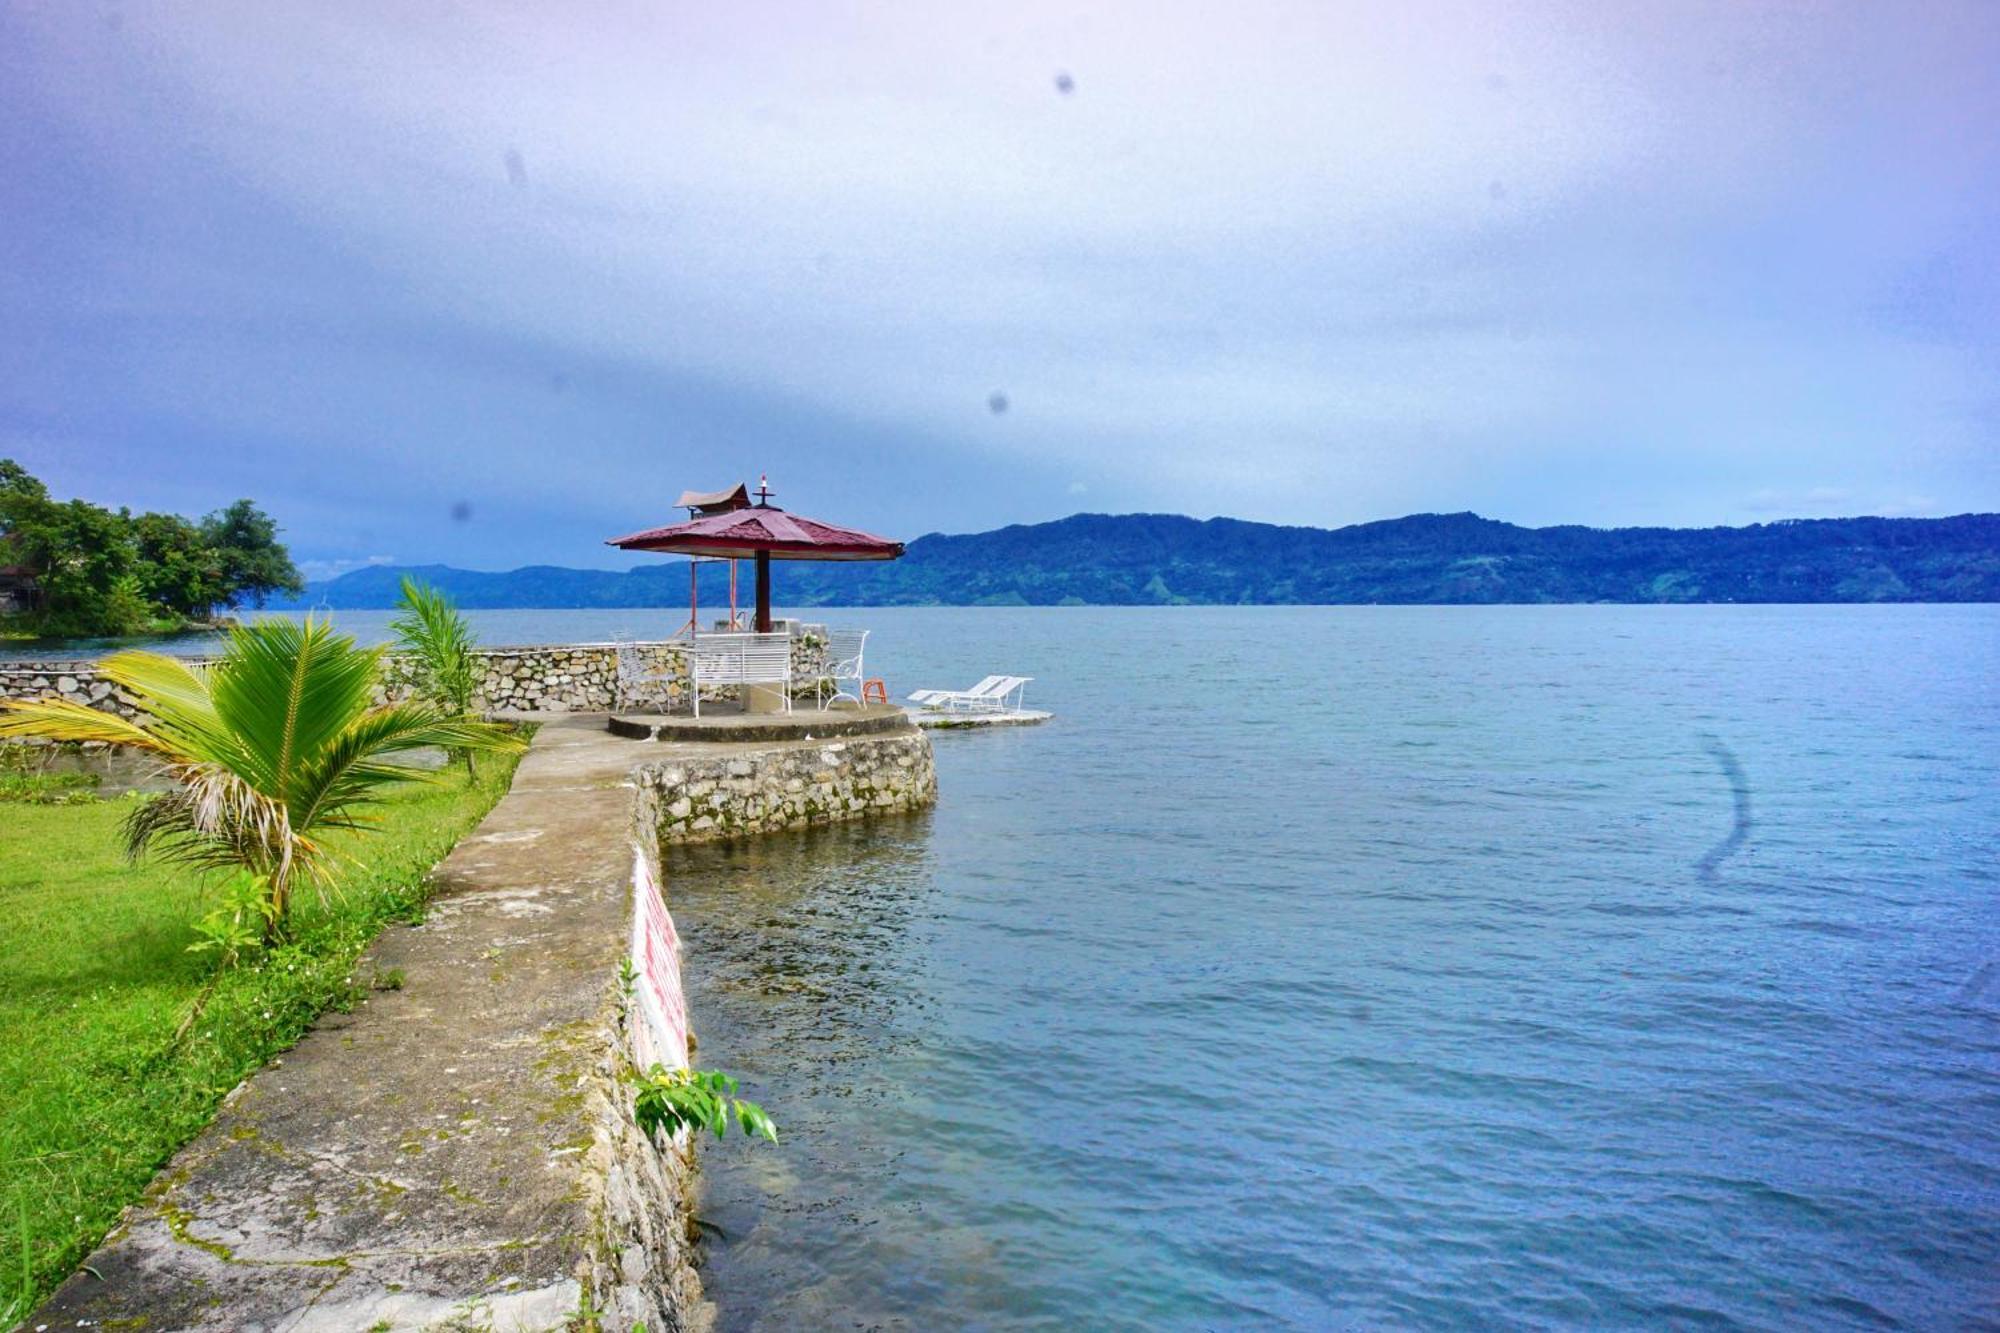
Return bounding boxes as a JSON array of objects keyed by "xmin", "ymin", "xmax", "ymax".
[
  {"xmin": 201, "ymin": 499, "xmax": 304, "ymax": 608},
  {"xmin": 0, "ymin": 459, "xmax": 50, "ymax": 613},
  {"xmin": 0, "ymin": 617, "xmax": 524, "ymax": 938},
  {"xmin": 0, "ymin": 458, "xmax": 48, "ymax": 506},
  {"xmin": 6, "ymin": 497, "xmax": 143, "ymax": 636},
  {"xmin": 1, "ymin": 461, "xmax": 312, "ymax": 634},
  {"xmin": 133, "ymin": 511, "xmax": 227, "ymax": 619},
  {"xmin": 390, "ymin": 576, "xmax": 481, "ymax": 773}
]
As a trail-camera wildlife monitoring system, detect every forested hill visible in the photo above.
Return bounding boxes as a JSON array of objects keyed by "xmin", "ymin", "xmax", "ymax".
[{"xmin": 278, "ymin": 511, "xmax": 2000, "ymax": 609}]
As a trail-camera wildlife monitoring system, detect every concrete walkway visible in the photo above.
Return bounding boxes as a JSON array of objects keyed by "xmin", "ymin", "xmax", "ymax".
[{"xmin": 32, "ymin": 718, "xmax": 701, "ymax": 1333}]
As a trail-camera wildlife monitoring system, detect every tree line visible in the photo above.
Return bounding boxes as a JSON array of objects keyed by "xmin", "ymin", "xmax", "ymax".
[{"xmin": 0, "ymin": 458, "xmax": 303, "ymax": 637}]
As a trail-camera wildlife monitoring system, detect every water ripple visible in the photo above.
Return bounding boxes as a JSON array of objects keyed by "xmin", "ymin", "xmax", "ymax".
[{"xmin": 670, "ymin": 606, "xmax": 2000, "ymax": 1330}]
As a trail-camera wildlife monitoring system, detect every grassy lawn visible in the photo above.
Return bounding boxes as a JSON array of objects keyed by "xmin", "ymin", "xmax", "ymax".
[{"xmin": 0, "ymin": 746, "xmax": 526, "ymax": 1319}]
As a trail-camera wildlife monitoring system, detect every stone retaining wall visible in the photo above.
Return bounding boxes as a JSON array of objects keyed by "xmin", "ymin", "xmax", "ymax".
[
  {"xmin": 0, "ymin": 637, "xmax": 831, "ymax": 719},
  {"xmin": 635, "ymin": 730, "xmax": 937, "ymax": 845},
  {"xmin": 589, "ymin": 813, "xmax": 706, "ymax": 1329}
]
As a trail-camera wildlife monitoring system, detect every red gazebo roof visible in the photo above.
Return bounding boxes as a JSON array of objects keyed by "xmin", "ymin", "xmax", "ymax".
[{"xmin": 606, "ymin": 506, "xmax": 904, "ymax": 562}]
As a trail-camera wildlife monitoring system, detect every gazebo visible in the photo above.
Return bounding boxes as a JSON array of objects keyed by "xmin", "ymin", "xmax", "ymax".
[{"xmin": 606, "ymin": 477, "xmax": 904, "ymax": 633}]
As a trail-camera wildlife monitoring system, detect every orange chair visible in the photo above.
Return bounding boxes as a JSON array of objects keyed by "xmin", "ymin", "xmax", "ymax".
[{"xmin": 861, "ymin": 678, "xmax": 889, "ymax": 705}]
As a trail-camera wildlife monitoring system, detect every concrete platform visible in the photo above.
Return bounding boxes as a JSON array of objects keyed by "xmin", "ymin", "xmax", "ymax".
[
  {"xmin": 607, "ymin": 701, "xmax": 913, "ymax": 744},
  {"xmin": 905, "ymin": 707, "xmax": 1053, "ymax": 729}
]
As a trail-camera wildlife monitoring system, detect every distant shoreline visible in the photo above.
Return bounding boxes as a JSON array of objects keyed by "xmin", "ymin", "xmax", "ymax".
[{"xmin": 271, "ymin": 511, "xmax": 2000, "ymax": 611}]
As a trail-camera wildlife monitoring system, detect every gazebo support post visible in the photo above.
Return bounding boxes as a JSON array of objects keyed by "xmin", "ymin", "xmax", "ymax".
[
  {"xmin": 743, "ymin": 549, "xmax": 782, "ymax": 712},
  {"xmin": 755, "ymin": 550, "xmax": 772, "ymax": 633}
]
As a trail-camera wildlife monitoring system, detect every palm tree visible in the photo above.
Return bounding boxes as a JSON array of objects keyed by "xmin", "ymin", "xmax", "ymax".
[
  {"xmin": 0, "ymin": 617, "xmax": 523, "ymax": 938},
  {"xmin": 389, "ymin": 576, "xmax": 481, "ymax": 773}
]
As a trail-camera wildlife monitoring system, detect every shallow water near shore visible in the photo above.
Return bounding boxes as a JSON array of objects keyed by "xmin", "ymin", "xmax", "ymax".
[
  {"xmin": 664, "ymin": 605, "xmax": 1999, "ymax": 1330},
  {"xmin": 22, "ymin": 605, "xmax": 2000, "ymax": 1326}
]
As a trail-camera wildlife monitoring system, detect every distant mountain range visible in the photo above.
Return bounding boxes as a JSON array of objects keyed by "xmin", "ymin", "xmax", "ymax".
[{"xmin": 272, "ymin": 511, "xmax": 2000, "ymax": 609}]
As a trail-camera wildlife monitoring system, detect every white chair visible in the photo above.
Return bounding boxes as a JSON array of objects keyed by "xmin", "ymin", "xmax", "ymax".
[
  {"xmin": 687, "ymin": 632, "xmax": 792, "ymax": 717},
  {"xmin": 817, "ymin": 628, "xmax": 870, "ymax": 707},
  {"xmin": 909, "ymin": 675, "xmax": 1031, "ymax": 713}
]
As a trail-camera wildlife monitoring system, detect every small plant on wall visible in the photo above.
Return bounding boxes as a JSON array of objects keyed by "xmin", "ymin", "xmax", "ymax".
[{"xmin": 629, "ymin": 1066, "xmax": 778, "ymax": 1145}]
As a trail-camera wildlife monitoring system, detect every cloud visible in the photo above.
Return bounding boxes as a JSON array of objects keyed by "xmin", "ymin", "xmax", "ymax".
[
  {"xmin": 1744, "ymin": 487, "xmax": 1854, "ymax": 514},
  {"xmin": 297, "ymin": 555, "xmax": 398, "ymax": 582},
  {"xmin": 1, "ymin": 1, "xmax": 1995, "ymax": 566},
  {"xmin": 1743, "ymin": 487, "xmax": 1954, "ymax": 520}
]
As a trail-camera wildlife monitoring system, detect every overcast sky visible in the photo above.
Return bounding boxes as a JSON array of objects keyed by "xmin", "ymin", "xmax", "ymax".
[{"xmin": 3, "ymin": 2, "xmax": 1995, "ymax": 576}]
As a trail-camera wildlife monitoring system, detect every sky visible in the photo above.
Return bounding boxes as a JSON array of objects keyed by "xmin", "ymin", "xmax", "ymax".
[{"xmin": 2, "ymin": 2, "xmax": 1996, "ymax": 577}]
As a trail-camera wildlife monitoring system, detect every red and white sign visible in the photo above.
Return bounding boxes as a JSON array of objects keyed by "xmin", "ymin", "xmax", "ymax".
[{"xmin": 629, "ymin": 845, "xmax": 690, "ymax": 1072}]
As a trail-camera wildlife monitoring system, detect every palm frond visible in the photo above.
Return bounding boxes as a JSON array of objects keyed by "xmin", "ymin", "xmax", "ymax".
[
  {"xmin": 91, "ymin": 652, "xmax": 211, "ymax": 726},
  {"xmin": 89, "ymin": 651, "xmax": 238, "ymax": 767},
  {"xmin": 123, "ymin": 763, "xmax": 330, "ymax": 891},
  {"xmin": 390, "ymin": 577, "xmax": 478, "ymax": 714},
  {"xmin": 287, "ymin": 701, "xmax": 523, "ymax": 832},
  {"xmin": 206, "ymin": 617, "xmax": 382, "ymax": 805},
  {"xmin": 0, "ymin": 697, "xmax": 172, "ymax": 752}
]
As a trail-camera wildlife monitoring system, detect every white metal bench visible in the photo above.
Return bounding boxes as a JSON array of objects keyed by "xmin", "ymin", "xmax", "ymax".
[{"xmin": 687, "ymin": 632, "xmax": 792, "ymax": 717}]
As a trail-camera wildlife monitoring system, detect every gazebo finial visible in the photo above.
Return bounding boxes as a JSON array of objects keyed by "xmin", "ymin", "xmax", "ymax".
[{"xmin": 754, "ymin": 474, "xmax": 776, "ymax": 508}]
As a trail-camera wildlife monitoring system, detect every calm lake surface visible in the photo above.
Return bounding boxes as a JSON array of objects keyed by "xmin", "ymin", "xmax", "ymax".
[{"xmin": 27, "ymin": 606, "xmax": 2000, "ymax": 1327}]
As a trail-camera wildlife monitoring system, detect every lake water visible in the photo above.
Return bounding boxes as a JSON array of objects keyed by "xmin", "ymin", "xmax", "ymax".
[
  {"xmin": 670, "ymin": 605, "xmax": 1998, "ymax": 1331},
  {"xmin": 23, "ymin": 606, "xmax": 2000, "ymax": 1327}
]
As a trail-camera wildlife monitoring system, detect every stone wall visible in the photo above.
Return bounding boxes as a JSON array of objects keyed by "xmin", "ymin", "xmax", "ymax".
[
  {"xmin": 0, "ymin": 636, "xmax": 832, "ymax": 719},
  {"xmin": 375, "ymin": 643, "xmax": 679, "ymax": 714},
  {"xmin": 635, "ymin": 730, "xmax": 937, "ymax": 845},
  {"xmin": 0, "ymin": 660, "xmax": 135, "ymax": 716},
  {"xmin": 587, "ymin": 812, "xmax": 706, "ymax": 1330}
]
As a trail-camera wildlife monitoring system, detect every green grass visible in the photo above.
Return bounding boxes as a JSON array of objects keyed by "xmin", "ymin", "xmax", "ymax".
[{"xmin": 0, "ymin": 746, "xmax": 527, "ymax": 1320}]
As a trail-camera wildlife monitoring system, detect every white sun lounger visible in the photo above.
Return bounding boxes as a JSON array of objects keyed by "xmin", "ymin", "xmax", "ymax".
[
  {"xmin": 909, "ymin": 675, "xmax": 1004, "ymax": 707},
  {"xmin": 909, "ymin": 675, "xmax": 1032, "ymax": 713}
]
